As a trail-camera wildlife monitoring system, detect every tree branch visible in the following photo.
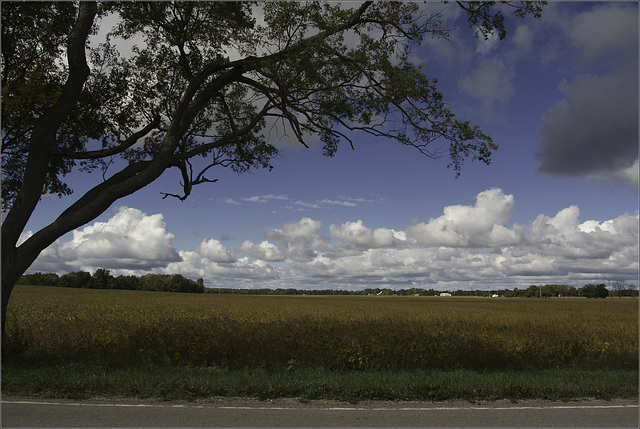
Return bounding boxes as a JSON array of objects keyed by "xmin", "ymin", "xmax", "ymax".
[
  {"xmin": 173, "ymin": 100, "xmax": 273, "ymax": 161},
  {"xmin": 2, "ymin": 2, "xmax": 97, "ymax": 255},
  {"xmin": 53, "ymin": 114, "xmax": 161, "ymax": 159}
]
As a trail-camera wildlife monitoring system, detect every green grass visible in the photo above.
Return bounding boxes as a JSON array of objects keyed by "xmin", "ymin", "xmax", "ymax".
[{"xmin": 2, "ymin": 355, "xmax": 637, "ymax": 402}]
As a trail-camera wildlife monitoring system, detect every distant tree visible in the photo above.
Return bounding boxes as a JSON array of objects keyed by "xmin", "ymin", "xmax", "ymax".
[
  {"xmin": 111, "ymin": 275, "xmax": 139, "ymax": 290},
  {"xmin": 579, "ymin": 283, "xmax": 609, "ymax": 299},
  {"xmin": 611, "ymin": 280, "xmax": 627, "ymax": 298},
  {"xmin": 88, "ymin": 268, "xmax": 113, "ymax": 289},
  {"xmin": 167, "ymin": 273, "xmax": 204, "ymax": 293},
  {"xmin": 610, "ymin": 280, "xmax": 638, "ymax": 298},
  {"xmin": 16, "ymin": 272, "xmax": 60, "ymax": 287},
  {"xmin": 1, "ymin": 1, "xmax": 544, "ymax": 336},
  {"xmin": 138, "ymin": 274, "xmax": 166, "ymax": 291},
  {"xmin": 594, "ymin": 284, "xmax": 609, "ymax": 298},
  {"xmin": 628, "ymin": 284, "xmax": 639, "ymax": 298},
  {"xmin": 525, "ymin": 285, "xmax": 539, "ymax": 298},
  {"xmin": 58, "ymin": 271, "xmax": 91, "ymax": 289}
]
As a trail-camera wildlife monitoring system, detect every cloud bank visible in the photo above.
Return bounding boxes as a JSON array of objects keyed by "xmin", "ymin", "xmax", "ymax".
[{"xmin": 24, "ymin": 190, "xmax": 639, "ymax": 290}]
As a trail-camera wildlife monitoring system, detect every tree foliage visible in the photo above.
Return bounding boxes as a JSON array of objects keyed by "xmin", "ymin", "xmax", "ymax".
[
  {"xmin": 578, "ymin": 284, "xmax": 609, "ymax": 299},
  {"xmin": 17, "ymin": 271, "xmax": 205, "ymax": 293},
  {"xmin": 1, "ymin": 1, "xmax": 544, "ymax": 334}
]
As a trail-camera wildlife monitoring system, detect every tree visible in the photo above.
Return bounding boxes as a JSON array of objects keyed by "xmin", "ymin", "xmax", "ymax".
[
  {"xmin": 1, "ymin": 1, "xmax": 544, "ymax": 336},
  {"xmin": 16, "ymin": 272, "xmax": 60, "ymax": 287},
  {"xmin": 88, "ymin": 268, "xmax": 113, "ymax": 289},
  {"xmin": 58, "ymin": 271, "xmax": 92, "ymax": 289},
  {"xmin": 610, "ymin": 280, "xmax": 638, "ymax": 298},
  {"xmin": 579, "ymin": 283, "xmax": 609, "ymax": 299}
]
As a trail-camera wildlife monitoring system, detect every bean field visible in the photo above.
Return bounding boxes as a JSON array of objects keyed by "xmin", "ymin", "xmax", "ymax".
[{"xmin": 6, "ymin": 285, "xmax": 638, "ymax": 371}]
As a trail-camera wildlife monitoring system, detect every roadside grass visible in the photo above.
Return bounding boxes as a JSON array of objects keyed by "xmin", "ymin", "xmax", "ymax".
[{"xmin": 2, "ymin": 355, "xmax": 637, "ymax": 402}]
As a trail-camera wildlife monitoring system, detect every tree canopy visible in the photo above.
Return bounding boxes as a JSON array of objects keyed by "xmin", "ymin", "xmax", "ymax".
[{"xmin": 1, "ymin": 1, "xmax": 544, "ymax": 334}]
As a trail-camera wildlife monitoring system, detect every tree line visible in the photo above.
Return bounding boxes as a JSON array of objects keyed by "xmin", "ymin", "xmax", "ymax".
[
  {"xmin": 206, "ymin": 283, "xmax": 636, "ymax": 298},
  {"xmin": 16, "ymin": 273, "xmax": 637, "ymax": 298},
  {"xmin": 17, "ymin": 270, "xmax": 205, "ymax": 294}
]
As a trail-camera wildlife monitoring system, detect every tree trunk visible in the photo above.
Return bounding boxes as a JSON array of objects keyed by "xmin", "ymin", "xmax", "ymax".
[
  {"xmin": 1, "ymin": 2, "xmax": 97, "ymax": 342},
  {"xmin": 1, "ymin": 248, "xmax": 37, "ymax": 343}
]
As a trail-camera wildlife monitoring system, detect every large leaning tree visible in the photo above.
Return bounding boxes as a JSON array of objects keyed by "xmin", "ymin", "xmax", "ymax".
[{"xmin": 1, "ymin": 1, "xmax": 543, "ymax": 334}]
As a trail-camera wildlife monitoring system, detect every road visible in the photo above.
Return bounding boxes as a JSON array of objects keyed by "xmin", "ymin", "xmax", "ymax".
[{"xmin": 2, "ymin": 397, "xmax": 637, "ymax": 428}]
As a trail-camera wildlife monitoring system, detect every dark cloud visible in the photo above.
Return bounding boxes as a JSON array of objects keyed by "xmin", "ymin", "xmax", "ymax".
[{"xmin": 536, "ymin": 71, "xmax": 638, "ymax": 179}]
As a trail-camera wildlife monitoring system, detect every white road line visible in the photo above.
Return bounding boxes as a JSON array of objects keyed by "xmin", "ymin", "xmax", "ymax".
[{"xmin": 3, "ymin": 399, "xmax": 637, "ymax": 412}]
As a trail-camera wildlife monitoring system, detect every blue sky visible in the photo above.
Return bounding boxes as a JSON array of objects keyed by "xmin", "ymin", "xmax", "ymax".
[{"xmin": 22, "ymin": 1, "xmax": 639, "ymax": 291}]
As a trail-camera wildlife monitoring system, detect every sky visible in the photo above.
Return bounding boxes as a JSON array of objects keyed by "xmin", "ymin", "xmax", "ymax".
[{"xmin": 20, "ymin": 1, "xmax": 639, "ymax": 291}]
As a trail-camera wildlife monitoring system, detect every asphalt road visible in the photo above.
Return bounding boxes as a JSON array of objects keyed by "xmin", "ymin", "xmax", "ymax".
[{"xmin": 2, "ymin": 397, "xmax": 638, "ymax": 428}]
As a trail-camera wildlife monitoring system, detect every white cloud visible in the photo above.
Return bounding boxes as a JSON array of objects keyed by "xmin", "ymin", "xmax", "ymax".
[
  {"xmin": 330, "ymin": 220, "xmax": 406, "ymax": 249},
  {"xmin": 196, "ymin": 239, "xmax": 236, "ymax": 263},
  {"xmin": 217, "ymin": 190, "xmax": 635, "ymax": 289},
  {"xmin": 527, "ymin": 206, "xmax": 639, "ymax": 260},
  {"xmin": 238, "ymin": 240, "xmax": 285, "ymax": 262},
  {"xmin": 294, "ymin": 200, "xmax": 321, "ymax": 209},
  {"xmin": 265, "ymin": 217, "xmax": 322, "ymax": 242},
  {"xmin": 262, "ymin": 217, "xmax": 321, "ymax": 261},
  {"xmin": 159, "ymin": 251, "xmax": 280, "ymax": 288},
  {"xmin": 317, "ymin": 199, "xmax": 357, "ymax": 207},
  {"xmin": 242, "ymin": 194, "xmax": 289, "ymax": 203},
  {"xmin": 407, "ymin": 188, "xmax": 521, "ymax": 248},
  {"xmin": 25, "ymin": 207, "xmax": 181, "ymax": 273},
  {"xmin": 25, "ymin": 192, "xmax": 639, "ymax": 290},
  {"xmin": 224, "ymin": 198, "xmax": 242, "ymax": 205}
]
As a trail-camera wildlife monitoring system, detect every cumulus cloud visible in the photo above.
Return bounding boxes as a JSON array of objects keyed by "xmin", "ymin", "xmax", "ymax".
[
  {"xmin": 238, "ymin": 240, "xmax": 285, "ymax": 262},
  {"xmin": 407, "ymin": 188, "xmax": 521, "ymax": 247},
  {"xmin": 261, "ymin": 217, "xmax": 322, "ymax": 261},
  {"xmin": 527, "ymin": 206, "xmax": 639, "ymax": 260},
  {"xmin": 25, "ymin": 207, "xmax": 181, "ymax": 272},
  {"xmin": 159, "ymin": 251, "xmax": 280, "ymax": 289},
  {"xmin": 265, "ymin": 217, "xmax": 322, "ymax": 242},
  {"xmin": 25, "ymin": 192, "xmax": 639, "ymax": 290},
  {"xmin": 536, "ymin": 71, "xmax": 638, "ymax": 189},
  {"xmin": 196, "ymin": 239, "xmax": 236, "ymax": 263},
  {"xmin": 330, "ymin": 220, "xmax": 406, "ymax": 249}
]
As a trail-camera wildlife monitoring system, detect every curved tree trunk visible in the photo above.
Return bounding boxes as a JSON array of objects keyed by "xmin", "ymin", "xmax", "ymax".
[{"xmin": 1, "ymin": 2, "xmax": 97, "ymax": 341}]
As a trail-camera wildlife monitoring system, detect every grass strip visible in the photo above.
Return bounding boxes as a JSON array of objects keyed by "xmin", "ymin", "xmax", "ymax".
[{"xmin": 2, "ymin": 358, "xmax": 637, "ymax": 402}]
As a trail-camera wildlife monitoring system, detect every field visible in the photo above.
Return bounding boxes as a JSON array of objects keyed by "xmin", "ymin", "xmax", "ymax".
[{"xmin": 4, "ymin": 285, "xmax": 638, "ymax": 371}]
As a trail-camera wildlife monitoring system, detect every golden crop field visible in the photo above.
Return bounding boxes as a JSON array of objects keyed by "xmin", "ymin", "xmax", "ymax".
[{"xmin": 5, "ymin": 285, "xmax": 638, "ymax": 371}]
